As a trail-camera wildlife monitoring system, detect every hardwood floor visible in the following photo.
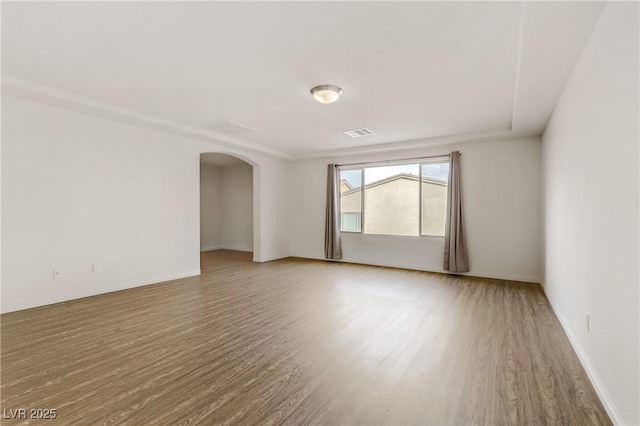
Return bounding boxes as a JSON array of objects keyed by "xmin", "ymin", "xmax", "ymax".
[{"xmin": 1, "ymin": 250, "xmax": 610, "ymax": 425}]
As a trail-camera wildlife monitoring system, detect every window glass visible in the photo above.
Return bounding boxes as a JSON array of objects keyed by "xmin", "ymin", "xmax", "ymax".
[
  {"xmin": 339, "ymin": 169, "xmax": 362, "ymax": 232},
  {"xmin": 363, "ymin": 164, "xmax": 419, "ymax": 236},
  {"xmin": 338, "ymin": 159, "xmax": 449, "ymax": 237},
  {"xmin": 421, "ymin": 162, "xmax": 449, "ymax": 236}
]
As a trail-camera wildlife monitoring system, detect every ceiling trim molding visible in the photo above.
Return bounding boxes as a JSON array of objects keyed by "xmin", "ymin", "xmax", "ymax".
[
  {"xmin": 293, "ymin": 129, "xmax": 540, "ymax": 160},
  {"xmin": 2, "ymin": 75, "xmax": 540, "ymax": 162},
  {"xmin": 1, "ymin": 75, "xmax": 294, "ymax": 161}
]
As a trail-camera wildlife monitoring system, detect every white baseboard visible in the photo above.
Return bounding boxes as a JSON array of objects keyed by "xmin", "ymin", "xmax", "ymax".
[
  {"xmin": 124, "ymin": 269, "xmax": 202, "ymax": 289},
  {"xmin": 461, "ymin": 270, "xmax": 540, "ymax": 284},
  {"xmin": 292, "ymin": 255, "xmax": 539, "ymax": 283},
  {"xmin": 544, "ymin": 295, "xmax": 623, "ymax": 425},
  {"xmin": 200, "ymin": 245, "xmax": 253, "ymax": 253},
  {"xmin": 221, "ymin": 245, "xmax": 253, "ymax": 252},
  {"xmin": 1, "ymin": 269, "xmax": 202, "ymax": 314}
]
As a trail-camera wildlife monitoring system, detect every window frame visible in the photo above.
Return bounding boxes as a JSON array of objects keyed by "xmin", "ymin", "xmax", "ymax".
[{"xmin": 338, "ymin": 156, "xmax": 449, "ymax": 238}]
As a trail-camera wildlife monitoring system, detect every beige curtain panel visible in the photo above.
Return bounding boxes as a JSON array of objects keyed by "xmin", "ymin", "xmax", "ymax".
[
  {"xmin": 444, "ymin": 151, "xmax": 469, "ymax": 272},
  {"xmin": 325, "ymin": 164, "xmax": 343, "ymax": 260}
]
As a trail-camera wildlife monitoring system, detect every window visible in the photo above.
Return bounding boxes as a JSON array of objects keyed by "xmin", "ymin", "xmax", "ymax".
[
  {"xmin": 364, "ymin": 164, "xmax": 420, "ymax": 236},
  {"xmin": 341, "ymin": 212, "xmax": 361, "ymax": 232},
  {"xmin": 339, "ymin": 159, "xmax": 449, "ymax": 237},
  {"xmin": 339, "ymin": 169, "xmax": 362, "ymax": 233},
  {"xmin": 421, "ymin": 162, "xmax": 449, "ymax": 236}
]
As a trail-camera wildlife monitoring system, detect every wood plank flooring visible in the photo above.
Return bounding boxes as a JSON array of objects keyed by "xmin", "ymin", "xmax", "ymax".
[{"xmin": 1, "ymin": 250, "xmax": 610, "ymax": 425}]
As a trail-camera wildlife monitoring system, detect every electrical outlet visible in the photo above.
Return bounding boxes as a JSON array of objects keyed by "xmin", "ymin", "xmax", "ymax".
[
  {"xmin": 586, "ymin": 313, "xmax": 590, "ymax": 332},
  {"xmin": 53, "ymin": 268, "xmax": 62, "ymax": 279}
]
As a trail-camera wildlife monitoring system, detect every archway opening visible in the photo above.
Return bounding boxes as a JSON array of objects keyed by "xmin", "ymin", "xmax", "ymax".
[{"xmin": 199, "ymin": 153, "xmax": 256, "ymax": 270}]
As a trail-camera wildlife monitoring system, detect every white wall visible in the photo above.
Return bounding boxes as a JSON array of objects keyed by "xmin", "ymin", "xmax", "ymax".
[
  {"xmin": 289, "ymin": 137, "xmax": 542, "ymax": 282},
  {"xmin": 542, "ymin": 3, "xmax": 639, "ymax": 424},
  {"xmin": 200, "ymin": 164, "xmax": 223, "ymax": 251},
  {"xmin": 256, "ymin": 157, "xmax": 290, "ymax": 261},
  {"xmin": 221, "ymin": 164, "xmax": 253, "ymax": 252},
  {"xmin": 1, "ymin": 95, "xmax": 291, "ymax": 313}
]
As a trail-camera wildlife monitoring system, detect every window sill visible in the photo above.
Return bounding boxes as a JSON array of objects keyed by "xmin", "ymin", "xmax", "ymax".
[{"xmin": 340, "ymin": 232, "xmax": 445, "ymax": 239}]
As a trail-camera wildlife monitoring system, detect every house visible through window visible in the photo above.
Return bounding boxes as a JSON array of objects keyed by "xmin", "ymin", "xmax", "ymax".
[
  {"xmin": 339, "ymin": 159, "xmax": 449, "ymax": 236},
  {"xmin": 339, "ymin": 169, "xmax": 362, "ymax": 233}
]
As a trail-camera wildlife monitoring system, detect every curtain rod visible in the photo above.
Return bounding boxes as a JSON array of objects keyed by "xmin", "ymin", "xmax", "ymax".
[{"xmin": 336, "ymin": 152, "xmax": 456, "ymax": 168}]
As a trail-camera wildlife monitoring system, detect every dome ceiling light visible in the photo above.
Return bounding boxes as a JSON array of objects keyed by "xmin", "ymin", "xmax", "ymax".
[{"xmin": 310, "ymin": 84, "xmax": 343, "ymax": 104}]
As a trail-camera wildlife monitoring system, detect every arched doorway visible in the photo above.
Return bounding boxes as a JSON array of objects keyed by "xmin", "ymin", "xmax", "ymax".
[{"xmin": 199, "ymin": 153, "xmax": 257, "ymax": 268}]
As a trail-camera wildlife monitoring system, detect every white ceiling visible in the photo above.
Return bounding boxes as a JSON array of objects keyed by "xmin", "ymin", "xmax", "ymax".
[{"xmin": 1, "ymin": 2, "xmax": 604, "ymax": 159}]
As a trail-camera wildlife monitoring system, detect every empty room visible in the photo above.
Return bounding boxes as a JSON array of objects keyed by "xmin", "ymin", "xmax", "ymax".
[{"xmin": 1, "ymin": 1, "xmax": 638, "ymax": 425}]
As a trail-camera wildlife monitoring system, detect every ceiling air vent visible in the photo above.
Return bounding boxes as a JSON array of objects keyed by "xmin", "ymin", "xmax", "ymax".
[{"xmin": 344, "ymin": 127, "xmax": 375, "ymax": 138}]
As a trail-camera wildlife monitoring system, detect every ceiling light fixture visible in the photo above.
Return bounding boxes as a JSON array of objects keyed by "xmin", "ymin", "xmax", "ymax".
[{"xmin": 310, "ymin": 84, "xmax": 343, "ymax": 104}]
